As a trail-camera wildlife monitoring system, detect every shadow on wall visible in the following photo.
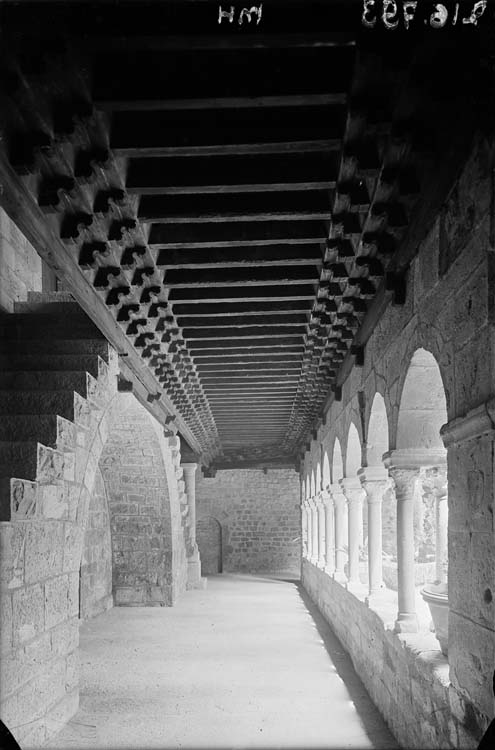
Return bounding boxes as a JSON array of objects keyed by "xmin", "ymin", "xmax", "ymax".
[{"xmin": 197, "ymin": 516, "xmax": 223, "ymax": 575}]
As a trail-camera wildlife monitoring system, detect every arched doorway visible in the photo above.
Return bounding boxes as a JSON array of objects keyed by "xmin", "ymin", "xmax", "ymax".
[{"xmin": 197, "ymin": 517, "xmax": 222, "ymax": 574}]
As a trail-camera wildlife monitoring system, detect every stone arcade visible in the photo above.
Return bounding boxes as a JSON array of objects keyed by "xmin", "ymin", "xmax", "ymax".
[{"xmin": 0, "ymin": 2, "xmax": 494, "ymax": 748}]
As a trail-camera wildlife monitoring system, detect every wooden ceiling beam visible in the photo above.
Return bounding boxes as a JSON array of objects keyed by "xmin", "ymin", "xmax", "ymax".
[
  {"xmin": 178, "ymin": 314, "xmax": 307, "ymax": 328},
  {"xmin": 138, "ymin": 191, "xmax": 332, "ymax": 223},
  {"xmin": 168, "ymin": 286, "xmax": 316, "ymax": 303},
  {"xmin": 151, "ymin": 221, "xmax": 327, "ymax": 248},
  {"xmin": 164, "ymin": 266, "xmax": 318, "ymax": 287},
  {"xmin": 126, "ymin": 153, "xmax": 338, "ymax": 195},
  {"xmin": 172, "ymin": 300, "xmax": 312, "ymax": 316},
  {"xmin": 98, "ymin": 93, "xmax": 348, "ymax": 112},
  {"xmin": 116, "ymin": 140, "xmax": 339, "ymax": 159}
]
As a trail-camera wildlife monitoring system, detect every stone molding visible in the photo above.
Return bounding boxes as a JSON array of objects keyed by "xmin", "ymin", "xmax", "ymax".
[
  {"xmin": 383, "ymin": 448, "xmax": 446, "ymax": 470},
  {"xmin": 440, "ymin": 397, "xmax": 495, "ymax": 447}
]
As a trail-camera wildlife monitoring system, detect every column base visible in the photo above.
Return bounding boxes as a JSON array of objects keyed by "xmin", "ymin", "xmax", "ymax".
[
  {"xmin": 394, "ymin": 612, "xmax": 419, "ymax": 633},
  {"xmin": 316, "ymin": 558, "xmax": 326, "ymax": 569},
  {"xmin": 345, "ymin": 579, "xmax": 365, "ymax": 594},
  {"xmin": 365, "ymin": 587, "xmax": 387, "ymax": 608},
  {"xmin": 333, "ymin": 571, "xmax": 347, "ymax": 585},
  {"xmin": 309, "ymin": 556, "xmax": 319, "ymax": 566},
  {"xmin": 186, "ymin": 555, "xmax": 207, "ymax": 590},
  {"xmin": 324, "ymin": 565, "xmax": 335, "ymax": 576}
]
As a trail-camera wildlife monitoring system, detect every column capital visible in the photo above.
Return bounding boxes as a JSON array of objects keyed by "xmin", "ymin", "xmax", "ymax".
[
  {"xmin": 320, "ymin": 488, "xmax": 332, "ymax": 506},
  {"xmin": 181, "ymin": 462, "xmax": 198, "ymax": 473},
  {"xmin": 358, "ymin": 467, "xmax": 392, "ymax": 502},
  {"xmin": 329, "ymin": 483, "xmax": 347, "ymax": 502},
  {"xmin": 339, "ymin": 476, "xmax": 366, "ymax": 502},
  {"xmin": 383, "ymin": 448, "xmax": 446, "ymax": 471}
]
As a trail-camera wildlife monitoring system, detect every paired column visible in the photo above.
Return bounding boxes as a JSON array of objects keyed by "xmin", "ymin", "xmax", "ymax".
[
  {"xmin": 322, "ymin": 488, "xmax": 335, "ymax": 575},
  {"xmin": 432, "ymin": 468, "xmax": 448, "ymax": 587},
  {"xmin": 301, "ymin": 501, "xmax": 309, "ymax": 559},
  {"xmin": 316, "ymin": 493, "xmax": 326, "ymax": 568},
  {"xmin": 383, "ymin": 449, "xmax": 446, "ymax": 633},
  {"xmin": 358, "ymin": 466, "xmax": 390, "ymax": 601},
  {"xmin": 181, "ymin": 462, "xmax": 202, "ymax": 588},
  {"xmin": 340, "ymin": 477, "xmax": 365, "ymax": 588},
  {"xmin": 330, "ymin": 482, "xmax": 348, "ymax": 583},
  {"xmin": 305, "ymin": 499, "xmax": 314, "ymax": 561},
  {"xmin": 310, "ymin": 497, "xmax": 319, "ymax": 564}
]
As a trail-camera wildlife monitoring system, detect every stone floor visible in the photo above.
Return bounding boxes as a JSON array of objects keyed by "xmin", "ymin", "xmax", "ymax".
[{"xmin": 45, "ymin": 574, "xmax": 400, "ymax": 749}]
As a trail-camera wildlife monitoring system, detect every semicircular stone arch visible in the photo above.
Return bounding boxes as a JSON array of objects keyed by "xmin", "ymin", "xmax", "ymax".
[
  {"xmin": 345, "ymin": 422, "xmax": 362, "ymax": 477},
  {"xmin": 396, "ymin": 348, "xmax": 448, "ymax": 450},
  {"xmin": 97, "ymin": 393, "xmax": 187, "ymax": 607},
  {"xmin": 322, "ymin": 450, "xmax": 331, "ymax": 488},
  {"xmin": 315, "ymin": 461, "xmax": 322, "ymax": 493},
  {"xmin": 367, "ymin": 392, "xmax": 390, "ymax": 466},
  {"xmin": 331, "ymin": 438, "xmax": 344, "ymax": 484}
]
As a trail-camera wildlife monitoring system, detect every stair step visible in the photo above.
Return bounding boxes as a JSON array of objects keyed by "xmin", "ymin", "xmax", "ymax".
[
  {"xmin": 0, "ymin": 440, "xmax": 66, "ymax": 485},
  {"xmin": 14, "ymin": 293, "xmax": 78, "ymax": 314},
  {"xmin": 0, "ymin": 391, "xmax": 76, "ymax": 418},
  {"xmin": 0, "ymin": 370, "xmax": 90, "ymax": 394},
  {"xmin": 0, "ymin": 415, "xmax": 59, "ymax": 444},
  {"xmin": 0, "ymin": 441, "xmax": 39, "ymax": 481},
  {"xmin": 0, "ymin": 318, "xmax": 104, "ymax": 340},
  {"xmin": 0, "ymin": 350, "xmax": 108, "ymax": 372},
  {"xmin": 0, "ymin": 340, "xmax": 110, "ymax": 360}
]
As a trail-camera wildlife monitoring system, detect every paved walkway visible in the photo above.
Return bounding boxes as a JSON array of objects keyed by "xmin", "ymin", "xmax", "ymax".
[{"xmin": 46, "ymin": 574, "xmax": 399, "ymax": 749}]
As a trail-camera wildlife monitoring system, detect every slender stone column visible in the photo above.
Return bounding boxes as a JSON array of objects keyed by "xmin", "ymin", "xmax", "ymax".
[
  {"xmin": 330, "ymin": 483, "xmax": 348, "ymax": 583},
  {"xmin": 316, "ymin": 493, "xmax": 326, "ymax": 568},
  {"xmin": 306, "ymin": 499, "xmax": 314, "ymax": 561},
  {"xmin": 322, "ymin": 488, "xmax": 335, "ymax": 575},
  {"xmin": 358, "ymin": 466, "xmax": 390, "ymax": 600},
  {"xmin": 433, "ymin": 468, "xmax": 448, "ymax": 586},
  {"xmin": 384, "ymin": 449, "xmax": 446, "ymax": 633},
  {"xmin": 301, "ymin": 502, "xmax": 309, "ymax": 559},
  {"xmin": 340, "ymin": 477, "xmax": 366, "ymax": 588},
  {"xmin": 181, "ymin": 462, "xmax": 202, "ymax": 587},
  {"xmin": 310, "ymin": 497, "xmax": 319, "ymax": 564}
]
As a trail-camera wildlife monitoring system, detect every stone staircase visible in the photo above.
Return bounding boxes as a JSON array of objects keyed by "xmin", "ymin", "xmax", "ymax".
[{"xmin": 0, "ymin": 292, "xmax": 115, "ymax": 521}]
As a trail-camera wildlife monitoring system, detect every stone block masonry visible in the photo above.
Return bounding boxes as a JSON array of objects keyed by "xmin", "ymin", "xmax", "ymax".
[
  {"xmin": 99, "ymin": 403, "xmax": 181, "ymax": 607},
  {"xmin": 196, "ymin": 468, "xmax": 301, "ymax": 575},
  {"xmin": 0, "ymin": 208, "xmax": 42, "ymax": 312},
  {"xmin": 80, "ymin": 468, "xmax": 112, "ymax": 620}
]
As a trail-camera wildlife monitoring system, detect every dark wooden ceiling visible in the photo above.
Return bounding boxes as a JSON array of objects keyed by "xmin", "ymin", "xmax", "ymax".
[{"xmin": 0, "ymin": 1, "xmax": 487, "ymax": 470}]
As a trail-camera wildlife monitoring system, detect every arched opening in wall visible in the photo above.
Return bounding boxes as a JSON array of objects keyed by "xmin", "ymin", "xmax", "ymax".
[
  {"xmin": 331, "ymin": 438, "xmax": 347, "ymax": 577},
  {"xmin": 322, "ymin": 451, "xmax": 330, "ymax": 489},
  {"xmin": 331, "ymin": 439, "xmax": 343, "ymax": 485},
  {"xmin": 396, "ymin": 348, "xmax": 448, "ymax": 640},
  {"xmin": 197, "ymin": 517, "xmax": 223, "ymax": 575},
  {"xmin": 367, "ymin": 394, "xmax": 396, "ymax": 589},
  {"xmin": 80, "ymin": 392, "xmax": 186, "ymax": 613},
  {"xmin": 315, "ymin": 461, "xmax": 322, "ymax": 494},
  {"xmin": 345, "ymin": 423, "xmax": 366, "ymax": 584}
]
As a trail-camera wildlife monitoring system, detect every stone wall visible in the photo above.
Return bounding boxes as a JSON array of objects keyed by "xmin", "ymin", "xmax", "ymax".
[
  {"xmin": 0, "ymin": 351, "xmax": 188, "ymax": 747},
  {"xmin": 0, "ymin": 208, "xmax": 42, "ymax": 312},
  {"xmin": 196, "ymin": 468, "xmax": 301, "ymax": 575},
  {"xmin": 303, "ymin": 562, "xmax": 480, "ymax": 749},
  {"xmin": 301, "ymin": 132, "xmax": 495, "ymax": 748},
  {"xmin": 80, "ymin": 468, "xmax": 113, "ymax": 620}
]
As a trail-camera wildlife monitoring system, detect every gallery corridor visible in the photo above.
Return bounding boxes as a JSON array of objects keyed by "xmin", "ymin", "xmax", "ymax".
[{"xmin": 46, "ymin": 575, "xmax": 398, "ymax": 750}]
